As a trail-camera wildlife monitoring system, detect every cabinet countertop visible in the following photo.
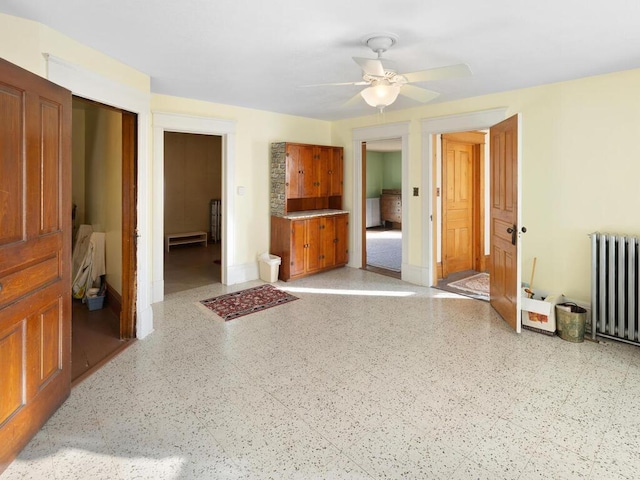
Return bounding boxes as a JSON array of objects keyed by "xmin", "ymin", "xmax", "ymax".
[{"xmin": 278, "ymin": 209, "xmax": 349, "ymax": 220}]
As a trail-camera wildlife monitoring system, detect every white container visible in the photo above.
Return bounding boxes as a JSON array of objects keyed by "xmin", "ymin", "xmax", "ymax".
[
  {"xmin": 521, "ymin": 289, "xmax": 564, "ymax": 333},
  {"xmin": 258, "ymin": 253, "xmax": 281, "ymax": 283}
]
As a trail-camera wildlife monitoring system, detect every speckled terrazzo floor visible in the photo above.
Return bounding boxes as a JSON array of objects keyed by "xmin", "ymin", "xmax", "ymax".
[{"xmin": 5, "ymin": 267, "xmax": 640, "ymax": 479}]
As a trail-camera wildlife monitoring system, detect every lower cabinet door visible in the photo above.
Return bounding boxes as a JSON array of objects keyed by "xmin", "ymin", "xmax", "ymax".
[
  {"xmin": 290, "ymin": 220, "xmax": 306, "ymax": 277},
  {"xmin": 335, "ymin": 214, "xmax": 349, "ymax": 265}
]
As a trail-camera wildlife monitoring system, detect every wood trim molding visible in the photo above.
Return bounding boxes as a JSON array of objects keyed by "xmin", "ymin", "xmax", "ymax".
[{"xmin": 121, "ymin": 111, "xmax": 137, "ymax": 339}]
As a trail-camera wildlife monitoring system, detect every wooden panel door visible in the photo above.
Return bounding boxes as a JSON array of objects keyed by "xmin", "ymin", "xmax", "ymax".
[
  {"xmin": 305, "ymin": 217, "xmax": 322, "ymax": 272},
  {"xmin": 335, "ymin": 214, "xmax": 349, "ymax": 265},
  {"xmin": 285, "ymin": 144, "xmax": 302, "ymax": 199},
  {"xmin": 329, "ymin": 147, "xmax": 343, "ymax": 196},
  {"xmin": 290, "ymin": 220, "xmax": 306, "ymax": 277},
  {"xmin": 442, "ymin": 139, "xmax": 474, "ymax": 276},
  {"xmin": 490, "ymin": 115, "xmax": 520, "ymax": 331},
  {"xmin": 298, "ymin": 144, "xmax": 316, "ymax": 198},
  {"xmin": 0, "ymin": 58, "xmax": 72, "ymax": 472},
  {"xmin": 320, "ymin": 216, "xmax": 336, "ymax": 268},
  {"xmin": 315, "ymin": 146, "xmax": 331, "ymax": 198}
]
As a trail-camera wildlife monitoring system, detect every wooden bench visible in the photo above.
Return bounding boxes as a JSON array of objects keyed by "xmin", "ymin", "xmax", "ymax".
[{"xmin": 165, "ymin": 231, "xmax": 208, "ymax": 252}]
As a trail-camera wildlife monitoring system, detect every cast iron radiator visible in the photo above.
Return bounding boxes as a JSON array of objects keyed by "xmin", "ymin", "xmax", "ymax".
[
  {"xmin": 210, "ymin": 199, "xmax": 221, "ymax": 243},
  {"xmin": 590, "ymin": 232, "xmax": 639, "ymax": 345}
]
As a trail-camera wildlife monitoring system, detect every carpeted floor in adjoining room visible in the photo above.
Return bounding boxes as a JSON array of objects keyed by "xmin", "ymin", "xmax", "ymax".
[
  {"xmin": 5, "ymin": 267, "xmax": 640, "ymax": 479},
  {"xmin": 366, "ymin": 227, "xmax": 401, "ymax": 272}
]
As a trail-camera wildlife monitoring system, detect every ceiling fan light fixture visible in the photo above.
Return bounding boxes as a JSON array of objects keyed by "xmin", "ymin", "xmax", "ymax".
[{"xmin": 360, "ymin": 84, "xmax": 400, "ymax": 110}]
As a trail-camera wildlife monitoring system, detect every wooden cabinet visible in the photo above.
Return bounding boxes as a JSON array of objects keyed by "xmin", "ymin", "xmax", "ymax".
[
  {"xmin": 270, "ymin": 142, "xmax": 347, "ymax": 281},
  {"xmin": 381, "ymin": 189, "xmax": 402, "ymax": 224},
  {"xmin": 271, "ymin": 142, "xmax": 344, "ymax": 216},
  {"xmin": 271, "ymin": 213, "xmax": 349, "ymax": 281},
  {"xmin": 285, "ymin": 143, "xmax": 316, "ymax": 199},
  {"xmin": 315, "ymin": 145, "xmax": 343, "ymax": 198}
]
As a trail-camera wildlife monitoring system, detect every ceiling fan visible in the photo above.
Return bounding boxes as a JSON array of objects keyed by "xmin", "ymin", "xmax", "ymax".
[{"xmin": 319, "ymin": 33, "xmax": 472, "ymax": 112}]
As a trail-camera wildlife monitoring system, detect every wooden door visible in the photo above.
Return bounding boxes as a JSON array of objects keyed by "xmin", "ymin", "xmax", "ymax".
[
  {"xmin": 442, "ymin": 139, "xmax": 474, "ymax": 276},
  {"xmin": 329, "ymin": 147, "xmax": 343, "ymax": 196},
  {"xmin": 305, "ymin": 217, "xmax": 322, "ymax": 272},
  {"xmin": 490, "ymin": 115, "xmax": 520, "ymax": 331},
  {"xmin": 121, "ymin": 111, "xmax": 137, "ymax": 338},
  {"xmin": 285, "ymin": 144, "xmax": 301, "ymax": 199},
  {"xmin": 0, "ymin": 58, "xmax": 72, "ymax": 471},
  {"xmin": 290, "ymin": 220, "xmax": 306, "ymax": 277},
  {"xmin": 320, "ymin": 216, "xmax": 336, "ymax": 267},
  {"xmin": 315, "ymin": 146, "xmax": 331, "ymax": 198},
  {"xmin": 335, "ymin": 214, "xmax": 349, "ymax": 265},
  {"xmin": 299, "ymin": 145, "xmax": 316, "ymax": 198}
]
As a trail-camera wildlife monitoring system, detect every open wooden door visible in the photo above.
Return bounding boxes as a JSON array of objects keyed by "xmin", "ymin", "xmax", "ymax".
[
  {"xmin": 0, "ymin": 59, "xmax": 72, "ymax": 471},
  {"xmin": 489, "ymin": 115, "xmax": 521, "ymax": 331}
]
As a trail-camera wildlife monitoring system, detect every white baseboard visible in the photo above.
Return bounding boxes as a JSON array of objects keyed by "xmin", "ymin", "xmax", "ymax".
[
  {"xmin": 401, "ymin": 263, "xmax": 430, "ymax": 286},
  {"xmin": 226, "ymin": 261, "xmax": 260, "ymax": 286},
  {"xmin": 136, "ymin": 305, "xmax": 154, "ymax": 339}
]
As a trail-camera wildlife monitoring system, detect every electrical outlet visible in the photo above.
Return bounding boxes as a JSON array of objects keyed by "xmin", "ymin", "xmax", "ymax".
[{"xmin": 413, "ymin": 187, "xmax": 419, "ymax": 196}]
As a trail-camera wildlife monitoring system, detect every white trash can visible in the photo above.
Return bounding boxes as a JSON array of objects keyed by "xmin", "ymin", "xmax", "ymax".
[{"xmin": 258, "ymin": 253, "xmax": 281, "ymax": 282}]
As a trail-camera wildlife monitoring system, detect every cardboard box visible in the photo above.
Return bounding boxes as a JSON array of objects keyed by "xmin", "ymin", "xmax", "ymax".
[{"xmin": 521, "ymin": 290, "xmax": 564, "ymax": 333}]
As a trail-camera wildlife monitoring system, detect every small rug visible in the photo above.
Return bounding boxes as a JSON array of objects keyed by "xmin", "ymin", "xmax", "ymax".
[
  {"xmin": 200, "ymin": 284, "xmax": 298, "ymax": 321},
  {"xmin": 447, "ymin": 273, "xmax": 490, "ymax": 297}
]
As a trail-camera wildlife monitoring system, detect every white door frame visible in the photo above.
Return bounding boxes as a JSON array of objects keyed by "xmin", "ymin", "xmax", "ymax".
[
  {"xmin": 45, "ymin": 54, "xmax": 155, "ymax": 338},
  {"xmin": 151, "ymin": 113, "xmax": 237, "ymax": 303},
  {"xmin": 352, "ymin": 122, "xmax": 410, "ymax": 280},
  {"xmin": 422, "ymin": 108, "xmax": 524, "ymax": 333}
]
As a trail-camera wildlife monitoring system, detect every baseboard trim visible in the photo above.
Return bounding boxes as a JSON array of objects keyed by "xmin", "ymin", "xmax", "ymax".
[
  {"xmin": 227, "ymin": 261, "xmax": 259, "ymax": 286},
  {"xmin": 105, "ymin": 283, "xmax": 122, "ymax": 319}
]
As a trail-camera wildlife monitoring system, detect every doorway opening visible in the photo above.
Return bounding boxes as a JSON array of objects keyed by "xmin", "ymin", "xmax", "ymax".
[
  {"xmin": 362, "ymin": 138, "xmax": 402, "ymax": 279},
  {"xmin": 70, "ymin": 97, "xmax": 137, "ymax": 384},
  {"xmin": 163, "ymin": 132, "xmax": 223, "ymax": 294},
  {"xmin": 433, "ymin": 131, "xmax": 490, "ymax": 300}
]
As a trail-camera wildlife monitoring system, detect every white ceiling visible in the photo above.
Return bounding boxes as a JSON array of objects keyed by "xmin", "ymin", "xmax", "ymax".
[{"xmin": 3, "ymin": 1, "xmax": 640, "ymax": 121}]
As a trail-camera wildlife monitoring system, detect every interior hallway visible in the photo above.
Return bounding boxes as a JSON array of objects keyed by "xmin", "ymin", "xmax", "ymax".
[
  {"xmin": 164, "ymin": 242, "xmax": 221, "ymax": 295},
  {"xmin": 5, "ymin": 268, "xmax": 639, "ymax": 479}
]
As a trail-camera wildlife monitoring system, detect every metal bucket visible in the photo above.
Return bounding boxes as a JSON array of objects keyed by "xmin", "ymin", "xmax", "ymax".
[{"xmin": 555, "ymin": 303, "xmax": 587, "ymax": 343}]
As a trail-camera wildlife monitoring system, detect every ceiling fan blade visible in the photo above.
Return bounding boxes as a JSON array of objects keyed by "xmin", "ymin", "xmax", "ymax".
[
  {"xmin": 343, "ymin": 92, "xmax": 364, "ymax": 108},
  {"xmin": 352, "ymin": 57, "xmax": 385, "ymax": 77},
  {"xmin": 301, "ymin": 81, "xmax": 369, "ymax": 87},
  {"xmin": 400, "ymin": 85, "xmax": 440, "ymax": 103},
  {"xmin": 403, "ymin": 64, "xmax": 472, "ymax": 83}
]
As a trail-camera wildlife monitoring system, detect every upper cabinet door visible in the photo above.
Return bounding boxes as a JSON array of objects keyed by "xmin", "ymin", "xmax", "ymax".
[
  {"xmin": 314, "ymin": 146, "xmax": 331, "ymax": 198},
  {"xmin": 298, "ymin": 144, "xmax": 316, "ymax": 198},
  {"xmin": 285, "ymin": 144, "xmax": 301, "ymax": 199},
  {"xmin": 329, "ymin": 147, "xmax": 344, "ymax": 197}
]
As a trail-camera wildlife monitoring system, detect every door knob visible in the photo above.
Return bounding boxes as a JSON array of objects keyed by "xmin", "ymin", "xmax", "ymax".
[{"xmin": 506, "ymin": 225, "xmax": 517, "ymax": 246}]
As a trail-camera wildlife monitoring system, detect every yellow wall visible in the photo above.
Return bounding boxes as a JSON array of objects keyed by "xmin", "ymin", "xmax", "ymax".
[
  {"xmin": 332, "ymin": 68, "xmax": 640, "ymax": 301},
  {"xmin": 151, "ymin": 94, "xmax": 332, "ymax": 265},
  {"xmin": 79, "ymin": 105, "xmax": 123, "ymax": 294},
  {"xmin": 5, "ymin": 11, "xmax": 640, "ymax": 303}
]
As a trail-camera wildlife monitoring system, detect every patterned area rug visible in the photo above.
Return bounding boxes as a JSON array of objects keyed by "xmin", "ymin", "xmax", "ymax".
[
  {"xmin": 200, "ymin": 284, "xmax": 298, "ymax": 321},
  {"xmin": 447, "ymin": 273, "xmax": 490, "ymax": 297}
]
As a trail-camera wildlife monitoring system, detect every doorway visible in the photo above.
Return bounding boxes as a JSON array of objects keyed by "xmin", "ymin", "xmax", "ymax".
[
  {"xmin": 70, "ymin": 97, "xmax": 137, "ymax": 383},
  {"xmin": 163, "ymin": 132, "xmax": 223, "ymax": 294},
  {"xmin": 434, "ymin": 131, "xmax": 489, "ymax": 299},
  {"xmin": 363, "ymin": 138, "xmax": 402, "ymax": 278}
]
